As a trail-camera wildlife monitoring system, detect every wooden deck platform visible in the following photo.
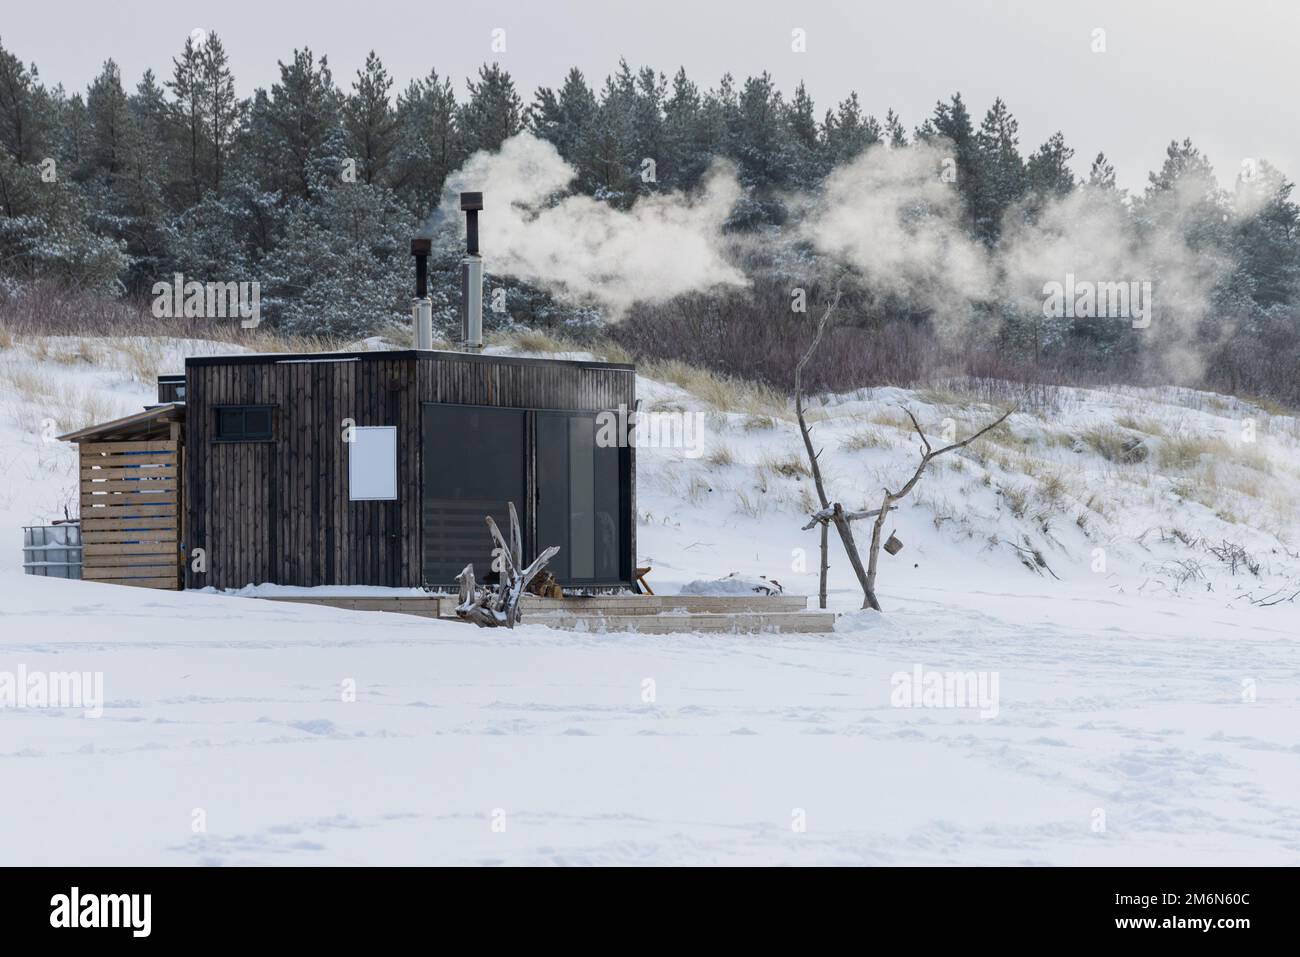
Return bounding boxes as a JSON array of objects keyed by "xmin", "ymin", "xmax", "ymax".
[{"xmin": 252, "ymin": 592, "xmax": 835, "ymax": 634}]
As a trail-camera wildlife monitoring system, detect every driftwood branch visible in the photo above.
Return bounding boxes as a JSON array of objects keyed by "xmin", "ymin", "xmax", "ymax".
[{"xmin": 456, "ymin": 501, "xmax": 561, "ymax": 628}]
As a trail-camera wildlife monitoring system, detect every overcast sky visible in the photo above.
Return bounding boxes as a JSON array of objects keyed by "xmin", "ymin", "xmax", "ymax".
[{"xmin": 5, "ymin": 0, "xmax": 1296, "ymax": 192}]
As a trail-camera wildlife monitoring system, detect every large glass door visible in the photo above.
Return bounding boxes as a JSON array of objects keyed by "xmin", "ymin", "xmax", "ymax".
[
  {"xmin": 422, "ymin": 404, "xmax": 526, "ymax": 585},
  {"xmin": 536, "ymin": 412, "xmax": 625, "ymax": 584}
]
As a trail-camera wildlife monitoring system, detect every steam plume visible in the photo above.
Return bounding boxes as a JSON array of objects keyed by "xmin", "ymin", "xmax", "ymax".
[{"xmin": 437, "ymin": 134, "xmax": 746, "ymax": 316}]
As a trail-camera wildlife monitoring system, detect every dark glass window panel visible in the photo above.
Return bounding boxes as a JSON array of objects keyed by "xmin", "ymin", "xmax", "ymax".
[
  {"xmin": 537, "ymin": 412, "xmax": 624, "ymax": 584},
  {"xmin": 244, "ymin": 408, "xmax": 271, "ymax": 438},
  {"xmin": 215, "ymin": 406, "xmax": 273, "ymax": 441},
  {"xmin": 568, "ymin": 416, "xmax": 595, "ymax": 579},
  {"xmin": 217, "ymin": 407, "xmax": 242, "ymax": 438},
  {"xmin": 593, "ymin": 437, "xmax": 621, "ymax": 580},
  {"xmin": 422, "ymin": 404, "xmax": 526, "ymax": 585},
  {"xmin": 536, "ymin": 414, "xmax": 569, "ymax": 580}
]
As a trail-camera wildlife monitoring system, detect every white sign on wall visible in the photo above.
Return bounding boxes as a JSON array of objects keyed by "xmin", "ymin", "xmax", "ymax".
[{"xmin": 349, "ymin": 426, "xmax": 397, "ymax": 501}]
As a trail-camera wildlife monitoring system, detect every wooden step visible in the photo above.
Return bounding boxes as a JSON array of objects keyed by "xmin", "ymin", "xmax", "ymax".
[
  {"xmin": 251, "ymin": 593, "xmax": 830, "ymax": 633},
  {"xmin": 258, "ymin": 596, "xmax": 447, "ymax": 618},
  {"xmin": 519, "ymin": 594, "xmax": 809, "ymax": 614},
  {"xmin": 521, "ymin": 611, "xmax": 835, "ymax": 634}
]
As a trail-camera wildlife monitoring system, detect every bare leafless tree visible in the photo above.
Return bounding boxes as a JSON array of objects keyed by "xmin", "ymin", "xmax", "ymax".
[{"xmin": 796, "ymin": 291, "xmax": 1012, "ymax": 612}]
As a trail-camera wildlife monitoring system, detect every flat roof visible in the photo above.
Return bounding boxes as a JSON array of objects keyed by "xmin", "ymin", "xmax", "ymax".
[{"xmin": 184, "ymin": 348, "xmax": 635, "ymax": 373}]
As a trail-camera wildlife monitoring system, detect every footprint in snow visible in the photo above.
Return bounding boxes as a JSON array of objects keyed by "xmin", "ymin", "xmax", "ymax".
[{"xmin": 288, "ymin": 719, "xmax": 338, "ymax": 736}]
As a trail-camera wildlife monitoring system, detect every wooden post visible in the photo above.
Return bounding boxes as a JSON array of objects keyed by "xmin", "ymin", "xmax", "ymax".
[
  {"xmin": 172, "ymin": 420, "xmax": 184, "ymax": 589},
  {"xmin": 818, "ymin": 521, "xmax": 828, "ymax": 610}
]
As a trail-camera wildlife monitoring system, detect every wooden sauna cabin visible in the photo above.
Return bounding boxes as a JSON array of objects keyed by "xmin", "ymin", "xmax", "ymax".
[
  {"xmin": 59, "ymin": 195, "xmax": 636, "ymax": 595},
  {"xmin": 60, "ymin": 349, "xmax": 637, "ymax": 593}
]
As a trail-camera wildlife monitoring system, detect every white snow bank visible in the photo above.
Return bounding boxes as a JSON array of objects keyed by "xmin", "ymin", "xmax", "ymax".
[
  {"xmin": 678, "ymin": 573, "xmax": 784, "ymax": 596},
  {"xmin": 833, "ymin": 608, "xmax": 902, "ymax": 634}
]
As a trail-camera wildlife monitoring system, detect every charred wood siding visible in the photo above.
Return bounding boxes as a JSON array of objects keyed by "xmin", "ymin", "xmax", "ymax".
[
  {"xmin": 415, "ymin": 352, "xmax": 631, "ymax": 410},
  {"xmin": 185, "ymin": 351, "xmax": 634, "ymax": 591}
]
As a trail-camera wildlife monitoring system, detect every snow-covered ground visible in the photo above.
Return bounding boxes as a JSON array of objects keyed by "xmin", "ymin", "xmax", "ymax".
[{"xmin": 2, "ymin": 335, "xmax": 1298, "ymax": 865}]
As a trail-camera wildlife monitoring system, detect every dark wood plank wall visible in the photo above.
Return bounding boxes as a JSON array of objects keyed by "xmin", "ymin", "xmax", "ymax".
[
  {"xmin": 186, "ymin": 352, "xmax": 634, "ymax": 591},
  {"xmin": 416, "ymin": 354, "xmax": 632, "ymax": 411}
]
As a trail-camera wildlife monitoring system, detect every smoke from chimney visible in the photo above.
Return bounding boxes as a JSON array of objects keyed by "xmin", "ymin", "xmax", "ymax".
[{"xmin": 437, "ymin": 134, "xmax": 747, "ymax": 317}]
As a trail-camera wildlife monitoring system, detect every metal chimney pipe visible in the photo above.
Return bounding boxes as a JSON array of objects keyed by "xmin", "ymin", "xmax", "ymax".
[
  {"xmin": 412, "ymin": 297, "xmax": 434, "ymax": 350},
  {"xmin": 459, "ymin": 192, "xmax": 484, "ymax": 351},
  {"xmin": 410, "ymin": 237, "xmax": 433, "ymax": 349},
  {"xmin": 460, "ymin": 258, "xmax": 483, "ymax": 351},
  {"xmin": 410, "ymin": 238, "xmax": 430, "ymax": 297}
]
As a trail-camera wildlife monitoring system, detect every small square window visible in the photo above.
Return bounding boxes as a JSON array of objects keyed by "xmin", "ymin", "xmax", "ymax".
[{"xmin": 215, "ymin": 405, "xmax": 273, "ymax": 442}]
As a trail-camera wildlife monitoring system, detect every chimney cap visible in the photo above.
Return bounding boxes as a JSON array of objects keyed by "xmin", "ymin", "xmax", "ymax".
[
  {"xmin": 459, "ymin": 192, "xmax": 484, "ymax": 211},
  {"xmin": 410, "ymin": 237, "xmax": 432, "ymax": 256}
]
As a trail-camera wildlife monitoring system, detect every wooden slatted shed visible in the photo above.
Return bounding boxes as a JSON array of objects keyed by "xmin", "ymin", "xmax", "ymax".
[{"xmin": 58, "ymin": 403, "xmax": 186, "ymax": 590}]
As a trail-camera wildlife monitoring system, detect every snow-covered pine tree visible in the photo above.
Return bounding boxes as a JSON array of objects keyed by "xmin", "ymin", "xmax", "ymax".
[
  {"xmin": 884, "ymin": 108, "xmax": 907, "ymax": 149},
  {"xmin": 457, "ymin": 63, "xmax": 522, "ymax": 157},
  {"xmin": 166, "ymin": 35, "xmax": 207, "ymax": 206},
  {"xmin": 1231, "ymin": 159, "xmax": 1300, "ymax": 309},
  {"xmin": 527, "ymin": 67, "xmax": 596, "ymax": 170},
  {"xmin": 915, "ymin": 93, "xmax": 978, "ymax": 231},
  {"xmin": 785, "ymin": 81, "xmax": 824, "ymax": 188},
  {"xmin": 972, "ymin": 97, "xmax": 1027, "ymax": 242},
  {"xmin": 200, "ymin": 32, "xmax": 240, "ymax": 195},
  {"xmin": 260, "ymin": 128, "xmax": 415, "ymax": 339},
  {"xmin": 660, "ymin": 68, "xmax": 711, "ymax": 191},
  {"xmin": 391, "ymin": 68, "xmax": 461, "ymax": 212},
  {"xmin": 822, "ymin": 91, "xmax": 880, "ymax": 167},
  {"xmin": 344, "ymin": 51, "xmax": 396, "ymax": 186},
  {"xmin": 248, "ymin": 48, "xmax": 340, "ymax": 200}
]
